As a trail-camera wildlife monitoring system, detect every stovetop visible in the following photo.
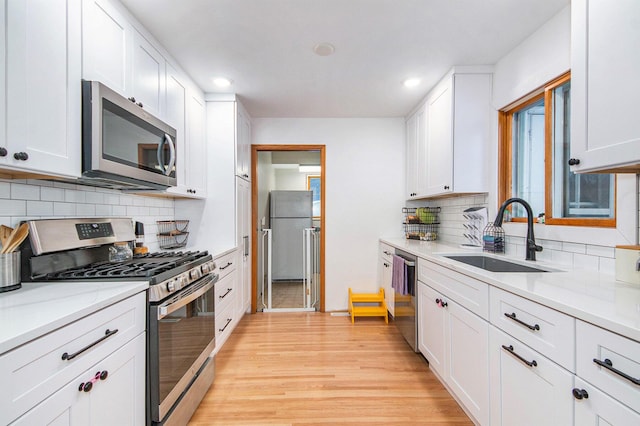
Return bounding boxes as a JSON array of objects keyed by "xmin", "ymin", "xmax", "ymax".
[{"xmin": 42, "ymin": 251, "xmax": 208, "ymax": 280}]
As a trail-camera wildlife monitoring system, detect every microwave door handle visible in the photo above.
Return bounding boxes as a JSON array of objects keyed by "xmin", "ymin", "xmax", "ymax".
[
  {"xmin": 156, "ymin": 138, "xmax": 167, "ymax": 174},
  {"xmin": 165, "ymin": 133, "xmax": 176, "ymax": 176}
]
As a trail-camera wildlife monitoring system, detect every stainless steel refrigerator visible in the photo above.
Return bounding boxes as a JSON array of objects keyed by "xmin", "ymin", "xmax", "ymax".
[{"xmin": 270, "ymin": 190, "xmax": 313, "ymax": 281}]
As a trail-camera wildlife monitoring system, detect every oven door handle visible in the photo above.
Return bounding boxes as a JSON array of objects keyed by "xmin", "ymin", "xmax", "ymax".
[{"xmin": 157, "ymin": 275, "xmax": 215, "ymax": 320}]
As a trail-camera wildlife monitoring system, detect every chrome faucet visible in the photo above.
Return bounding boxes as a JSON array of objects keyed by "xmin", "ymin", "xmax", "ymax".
[{"xmin": 494, "ymin": 198, "xmax": 543, "ymax": 261}]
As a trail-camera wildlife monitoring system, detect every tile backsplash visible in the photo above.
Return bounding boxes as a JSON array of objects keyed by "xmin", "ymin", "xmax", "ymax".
[
  {"xmin": 421, "ymin": 193, "xmax": 637, "ymax": 276},
  {"xmin": 0, "ymin": 179, "xmax": 175, "ymax": 252}
]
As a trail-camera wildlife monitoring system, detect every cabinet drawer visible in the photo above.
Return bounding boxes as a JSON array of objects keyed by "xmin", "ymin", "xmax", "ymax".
[
  {"xmin": 215, "ymin": 250, "xmax": 237, "ymax": 280},
  {"xmin": 418, "ymin": 260, "xmax": 489, "ymax": 319},
  {"xmin": 379, "ymin": 242, "xmax": 394, "ymax": 263},
  {"xmin": 0, "ymin": 292, "xmax": 145, "ymax": 425},
  {"xmin": 490, "ymin": 287, "xmax": 575, "ymax": 371},
  {"xmin": 576, "ymin": 320, "xmax": 640, "ymax": 412},
  {"xmin": 215, "ymin": 270, "xmax": 237, "ymax": 314},
  {"xmin": 215, "ymin": 299, "xmax": 235, "ymax": 346}
]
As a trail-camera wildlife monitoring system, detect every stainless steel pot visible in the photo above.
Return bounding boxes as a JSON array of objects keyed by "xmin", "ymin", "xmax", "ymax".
[{"xmin": 0, "ymin": 251, "xmax": 21, "ymax": 292}]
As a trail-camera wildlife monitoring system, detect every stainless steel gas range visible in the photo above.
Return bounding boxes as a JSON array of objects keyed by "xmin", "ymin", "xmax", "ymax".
[{"xmin": 20, "ymin": 218, "xmax": 218, "ymax": 426}]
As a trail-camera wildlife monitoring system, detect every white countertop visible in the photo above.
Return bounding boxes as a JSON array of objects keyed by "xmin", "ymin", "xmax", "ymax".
[
  {"xmin": 381, "ymin": 237, "xmax": 640, "ymax": 342},
  {"xmin": 0, "ymin": 281, "xmax": 148, "ymax": 354}
]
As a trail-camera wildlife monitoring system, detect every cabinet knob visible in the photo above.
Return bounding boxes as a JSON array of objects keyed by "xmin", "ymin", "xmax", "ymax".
[
  {"xmin": 435, "ymin": 298, "xmax": 448, "ymax": 308},
  {"xmin": 444, "ymin": 185, "xmax": 450, "ymax": 190},
  {"xmin": 568, "ymin": 158, "xmax": 580, "ymax": 166},
  {"xmin": 572, "ymin": 388, "xmax": 589, "ymax": 400},
  {"xmin": 78, "ymin": 370, "xmax": 109, "ymax": 393},
  {"xmin": 13, "ymin": 152, "xmax": 28, "ymax": 161},
  {"xmin": 0, "ymin": 147, "xmax": 7, "ymax": 157},
  {"xmin": 128, "ymin": 96, "xmax": 136, "ymax": 103},
  {"xmin": 136, "ymin": 102, "xmax": 143, "ymax": 108}
]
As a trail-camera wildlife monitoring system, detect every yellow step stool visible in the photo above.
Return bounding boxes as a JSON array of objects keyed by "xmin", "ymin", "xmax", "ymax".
[{"xmin": 348, "ymin": 288, "xmax": 388, "ymax": 324}]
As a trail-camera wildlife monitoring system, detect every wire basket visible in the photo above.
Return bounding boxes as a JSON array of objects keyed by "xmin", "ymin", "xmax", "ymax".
[
  {"xmin": 482, "ymin": 223, "xmax": 505, "ymax": 253},
  {"xmin": 403, "ymin": 207, "xmax": 440, "ymax": 241},
  {"xmin": 157, "ymin": 220, "xmax": 189, "ymax": 249}
]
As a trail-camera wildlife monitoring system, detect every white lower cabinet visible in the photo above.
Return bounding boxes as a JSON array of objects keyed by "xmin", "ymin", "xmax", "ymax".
[
  {"xmin": 414, "ymin": 256, "xmax": 639, "ymax": 426},
  {"xmin": 489, "ymin": 325, "xmax": 573, "ymax": 426},
  {"xmin": 12, "ymin": 333, "xmax": 145, "ymax": 425},
  {"xmin": 417, "ymin": 280, "xmax": 489, "ymax": 425},
  {"xmin": 378, "ymin": 243, "xmax": 394, "ymax": 316},
  {"xmin": 214, "ymin": 249, "xmax": 239, "ymax": 353},
  {"xmin": 418, "ymin": 282, "xmax": 447, "ymax": 377},
  {"xmin": 573, "ymin": 377, "xmax": 640, "ymax": 425},
  {"xmin": 0, "ymin": 292, "xmax": 146, "ymax": 425}
]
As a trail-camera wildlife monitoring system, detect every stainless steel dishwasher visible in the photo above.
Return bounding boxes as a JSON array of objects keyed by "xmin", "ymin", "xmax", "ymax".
[{"xmin": 394, "ymin": 249, "xmax": 418, "ymax": 352}]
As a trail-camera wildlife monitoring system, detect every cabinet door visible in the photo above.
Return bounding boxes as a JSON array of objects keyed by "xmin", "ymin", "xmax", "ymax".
[
  {"xmin": 405, "ymin": 106, "xmax": 426, "ymax": 198},
  {"xmin": 573, "ymin": 377, "xmax": 640, "ymax": 425},
  {"xmin": 5, "ymin": 0, "xmax": 81, "ymax": 177},
  {"xmin": 571, "ymin": 0, "xmax": 640, "ymax": 172},
  {"xmin": 81, "ymin": 0, "xmax": 132, "ymax": 95},
  {"xmin": 489, "ymin": 325, "xmax": 573, "ymax": 426},
  {"xmin": 380, "ymin": 257, "xmax": 393, "ymax": 316},
  {"xmin": 0, "ymin": 0, "xmax": 5, "ymax": 157},
  {"xmin": 418, "ymin": 282, "xmax": 447, "ymax": 378},
  {"xmin": 447, "ymin": 300, "xmax": 489, "ymax": 425},
  {"xmin": 237, "ymin": 177, "xmax": 251, "ymax": 314},
  {"xmin": 425, "ymin": 77, "xmax": 453, "ymax": 196},
  {"xmin": 12, "ymin": 333, "xmax": 146, "ymax": 426},
  {"xmin": 185, "ymin": 91, "xmax": 207, "ymax": 195},
  {"xmin": 236, "ymin": 102, "xmax": 251, "ymax": 179},
  {"xmin": 132, "ymin": 30, "xmax": 164, "ymax": 118},
  {"xmin": 165, "ymin": 62, "xmax": 187, "ymax": 187}
]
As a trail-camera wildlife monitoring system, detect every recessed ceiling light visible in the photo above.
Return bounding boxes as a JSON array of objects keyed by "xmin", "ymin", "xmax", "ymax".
[
  {"xmin": 213, "ymin": 77, "xmax": 232, "ymax": 87},
  {"xmin": 403, "ymin": 78, "xmax": 421, "ymax": 88},
  {"xmin": 313, "ymin": 43, "xmax": 335, "ymax": 56}
]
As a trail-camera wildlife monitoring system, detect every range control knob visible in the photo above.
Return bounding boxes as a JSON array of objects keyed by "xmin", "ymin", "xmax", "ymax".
[
  {"xmin": 201, "ymin": 263, "xmax": 210, "ymax": 274},
  {"xmin": 166, "ymin": 281, "xmax": 175, "ymax": 292},
  {"xmin": 190, "ymin": 269, "xmax": 201, "ymax": 280}
]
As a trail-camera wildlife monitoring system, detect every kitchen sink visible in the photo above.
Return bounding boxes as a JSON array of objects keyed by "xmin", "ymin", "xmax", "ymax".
[{"xmin": 443, "ymin": 255, "xmax": 552, "ymax": 273}]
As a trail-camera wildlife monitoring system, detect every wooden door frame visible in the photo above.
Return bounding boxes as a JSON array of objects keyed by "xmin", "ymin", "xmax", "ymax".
[{"xmin": 250, "ymin": 145, "xmax": 326, "ymax": 313}]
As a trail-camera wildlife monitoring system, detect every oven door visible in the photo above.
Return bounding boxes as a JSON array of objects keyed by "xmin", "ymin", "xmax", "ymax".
[{"xmin": 149, "ymin": 273, "xmax": 216, "ymax": 423}]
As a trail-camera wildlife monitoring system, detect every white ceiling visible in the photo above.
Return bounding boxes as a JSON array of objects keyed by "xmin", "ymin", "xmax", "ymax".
[{"xmin": 119, "ymin": 0, "xmax": 569, "ymax": 118}]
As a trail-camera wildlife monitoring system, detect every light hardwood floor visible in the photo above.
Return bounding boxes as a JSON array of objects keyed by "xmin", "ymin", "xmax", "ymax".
[{"xmin": 189, "ymin": 313, "xmax": 472, "ymax": 425}]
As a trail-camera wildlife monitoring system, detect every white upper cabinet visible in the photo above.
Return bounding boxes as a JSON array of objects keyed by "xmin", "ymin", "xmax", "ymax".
[
  {"xmin": 1, "ymin": 0, "xmax": 81, "ymax": 178},
  {"xmin": 236, "ymin": 101, "xmax": 251, "ymax": 180},
  {"xmin": 81, "ymin": 0, "xmax": 132, "ymax": 95},
  {"xmin": 405, "ymin": 105, "xmax": 426, "ymax": 199},
  {"xmin": 405, "ymin": 67, "xmax": 492, "ymax": 199},
  {"xmin": 82, "ymin": 0, "xmax": 165, "ymax": 119},
  {"xmin": 425, "ymin": 77, "xmax": 453, "ymax": 196},
  {"xmin": 570, "ymin": 0, "xmax": 640, "ymax": 173},
  {"xmin": 183, "ymin": 89, "xmax": 207, "ymax": 196},
  {"xmin": 131, "ymin": 30, "xmax": 164, "ymax": 118}
]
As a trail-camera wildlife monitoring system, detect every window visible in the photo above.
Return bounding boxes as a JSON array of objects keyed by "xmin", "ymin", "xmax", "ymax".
[{"xmin": 499, "ymin": 72, "xmax": 615, "ymax": 227}]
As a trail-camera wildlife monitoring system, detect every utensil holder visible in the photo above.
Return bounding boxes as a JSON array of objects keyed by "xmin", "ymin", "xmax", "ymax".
[
  {"xmin": 0, "ymin": 251, "xmax": 21, "ymax": 292},
  {"xmin": 462, "ymin": 207, "xmax": 488, "ymax": 247}
]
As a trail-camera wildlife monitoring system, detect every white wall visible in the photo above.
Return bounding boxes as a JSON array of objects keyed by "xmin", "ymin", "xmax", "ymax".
[
  {"xmin": 489, "ymin": 4, "xmax": 638, "ymax": 248},
  {"xmin": 252, "ymin": 118, "xmax": 405, "ymax": 311}
]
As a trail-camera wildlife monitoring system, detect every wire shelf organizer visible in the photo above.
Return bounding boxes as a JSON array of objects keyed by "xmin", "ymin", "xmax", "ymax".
[
  {"xmin": 482, "ymin": 222, "xmax": 505, "ymax": 253},
  {"xmin": 157, "ymin": 220, "xmax": 189, "ymax": 249},
  {"xmin": 402, "ymin": 207, "xmax": 440, "ymax": 241}
]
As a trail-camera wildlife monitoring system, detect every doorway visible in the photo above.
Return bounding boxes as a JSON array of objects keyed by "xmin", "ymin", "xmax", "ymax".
[{"xmin": 251, "ymin": 145, "xmax": 325, "ymax": 313}]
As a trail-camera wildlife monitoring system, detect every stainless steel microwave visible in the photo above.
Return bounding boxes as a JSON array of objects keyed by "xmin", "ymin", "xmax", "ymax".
[{"xmin": 81, "ymin": 80, "xmax": 177, "ymax": 190}]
